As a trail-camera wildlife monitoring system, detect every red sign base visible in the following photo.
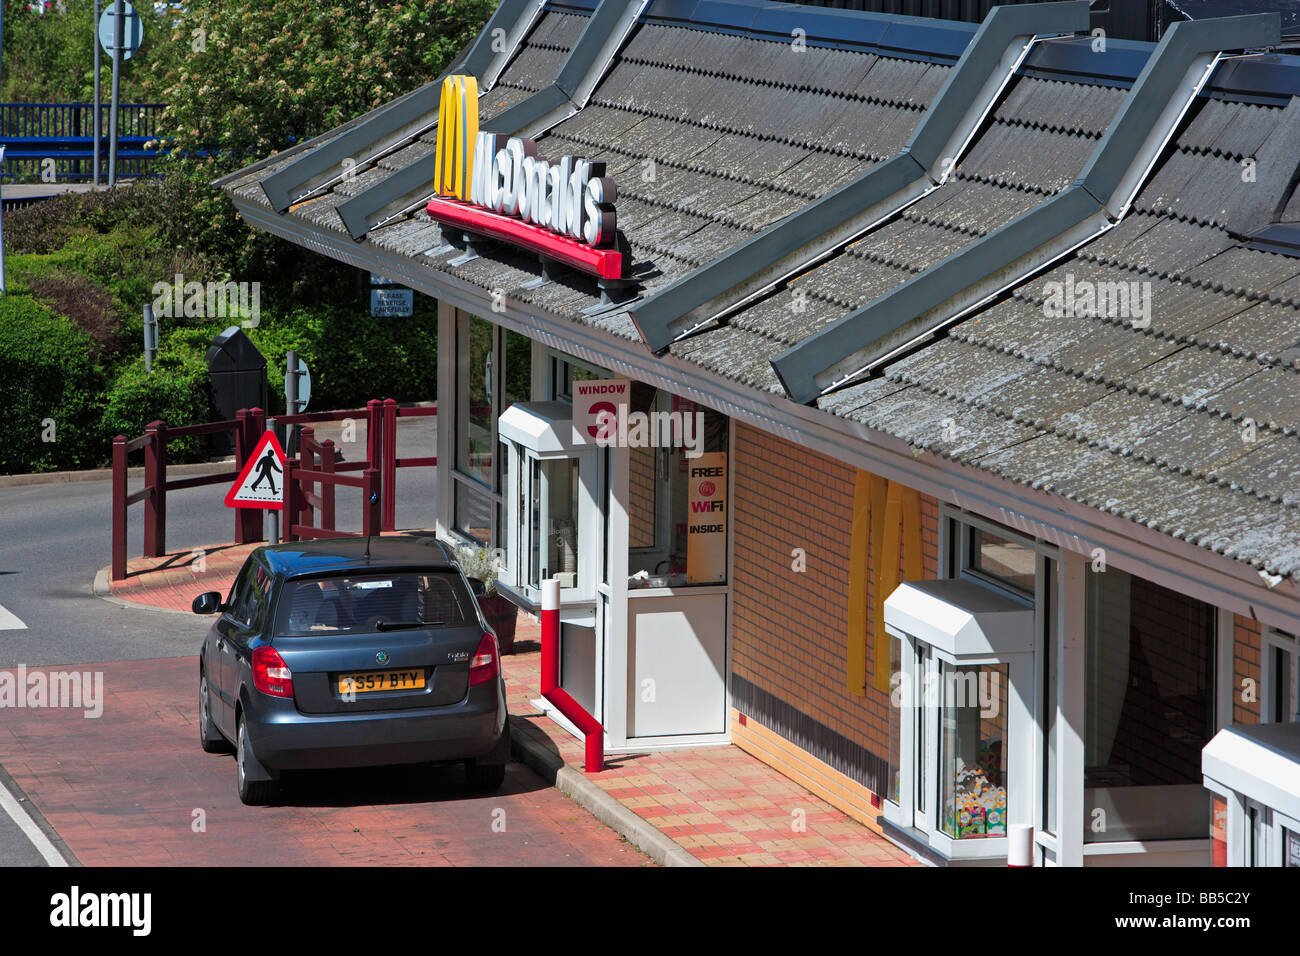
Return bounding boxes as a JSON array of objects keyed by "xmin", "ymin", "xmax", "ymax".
[{"xmin": 425, "ymin": 196, "xmax": 624, "ymax": 281}]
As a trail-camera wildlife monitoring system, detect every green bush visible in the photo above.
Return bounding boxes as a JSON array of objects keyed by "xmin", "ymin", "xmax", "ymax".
[
  {"xmin": 247, "ymin": 299, "xmax": 438, "ymax": 414},
  {"xmin": 0, "ymin": 295, "xmax": 105, "ymax": 473},
  {"xmin": 102, "ymin": 352, "xmax": 214, "ymax": 462},
  {"xmin": 303, "ymin": 301, "xmax": 439, "ymax": 411}
]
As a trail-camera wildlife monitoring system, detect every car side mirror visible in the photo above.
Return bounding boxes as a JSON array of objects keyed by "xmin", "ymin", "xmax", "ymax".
[
  {"xmin": 192, "ymin": 591, "xmax": 224, "ymax": 615},
  {"xmin": 467, "ymin": 577, "xmax": 486, "ymax": 597}
]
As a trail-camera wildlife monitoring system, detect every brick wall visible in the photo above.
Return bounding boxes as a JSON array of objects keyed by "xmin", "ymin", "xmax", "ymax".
[
  {"xmin": 628, "ymin": 441, "xmax": 656, "ymax": 549},
  {"xmin": 1233, "ymin": 614, "xmax": 1262, "ymax": 724},
  {"xmin": 730, "ymin": 423, "xmax": 939, "ymax": 824}
]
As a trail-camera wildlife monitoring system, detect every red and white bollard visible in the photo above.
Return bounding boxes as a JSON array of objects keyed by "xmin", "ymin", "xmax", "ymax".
[
  {"xmin": 539, "ymin": 578, "xmax": 604, "ymax": 773},
  {"xmin": 1007, "ymin": 824, "xmax": 1034, "ymax": 866}
]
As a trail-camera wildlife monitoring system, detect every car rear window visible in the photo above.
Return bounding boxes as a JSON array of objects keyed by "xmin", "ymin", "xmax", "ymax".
[{"xmin": 276, "ymin": 572, "xmax": 473, "ymax": 635}]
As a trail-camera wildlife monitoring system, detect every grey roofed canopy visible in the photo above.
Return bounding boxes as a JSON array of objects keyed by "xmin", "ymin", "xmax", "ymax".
[{"xmin": 219, "ymin": 0, "xmax": 1300, "ymax": 580}]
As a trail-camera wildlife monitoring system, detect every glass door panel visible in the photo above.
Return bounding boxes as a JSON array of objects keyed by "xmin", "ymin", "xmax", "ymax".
[
  {"xmin": 939, "ymin": 661, "xmax": 1010, "ymax": 841},
  {"xmin": 528, "ymin": 456, "xmax": 580, "ymax": 589}
]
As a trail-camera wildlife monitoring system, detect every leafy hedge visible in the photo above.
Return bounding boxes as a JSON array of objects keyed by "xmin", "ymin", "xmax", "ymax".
[
  {"xmin": 101, "ymin": 353, "xmax": 215, "ymax": 461},
  {"xmin": 0, "ymin": 296, "xmax": 105, "ymax": 473},
  {"xmin": 249, "ymin": 301, "xmax": 439, "ymax": 414}
]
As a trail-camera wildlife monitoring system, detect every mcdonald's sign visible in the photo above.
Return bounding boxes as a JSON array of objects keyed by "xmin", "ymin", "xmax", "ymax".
[
  {"xmin": 434, "ymin": 75, "xmax": 479, "ymax": 201},
  {"xmin": 427, "ymin": 75, "xmax": 624, "ymax": 281}
]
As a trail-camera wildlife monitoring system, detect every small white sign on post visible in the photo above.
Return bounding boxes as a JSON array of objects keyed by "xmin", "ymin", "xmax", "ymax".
[
  {"xmin": 97, "ymin": 2, "xmax": 144, "ymax": 59},
  {"xmin": 285, "ymin": 356, "xmax": 311, "ymax": 413},
  {"xmin": 572, "ymin": 378, "xmax": 630, "ymax": 445}
]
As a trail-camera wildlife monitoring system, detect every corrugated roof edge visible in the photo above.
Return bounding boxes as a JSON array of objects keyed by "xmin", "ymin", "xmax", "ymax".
[
  {"xmin": 549, "ymin": 0, "xmax": 976, "ymax": 63},
  {"xmin": 546, "ymin": 0, "xmax": 1300, "ymax": 101}
]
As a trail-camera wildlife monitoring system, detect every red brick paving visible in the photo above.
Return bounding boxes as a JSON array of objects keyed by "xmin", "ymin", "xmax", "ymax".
[
  {"xmin": 95, "ymin": 543, "xmax": 916, "ymax": 867},
  {"xmin": 0, "ymin": 658, "xmax": 649, "ymax": 866},
  {"xmin": 106, "ymin": 542, "xmax": 260, "ymax": 612},
  {"xmin": 504, "ymin": 618, "xmax": 916, "ymax": 867}
]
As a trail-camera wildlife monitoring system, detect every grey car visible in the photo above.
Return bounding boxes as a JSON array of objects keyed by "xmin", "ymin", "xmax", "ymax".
[{"xmin": 192, "ymin": 535, "xmax": 510, "ymax": 805}]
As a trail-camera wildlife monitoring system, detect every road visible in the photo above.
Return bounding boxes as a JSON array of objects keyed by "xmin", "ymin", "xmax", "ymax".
[
  {"xmin": 0, "ymin": 415, "xmax": 438, "ymax": 667},
  {"xmin": 0, "ymin": 417, "xmax": 649, "ymax": 866}
]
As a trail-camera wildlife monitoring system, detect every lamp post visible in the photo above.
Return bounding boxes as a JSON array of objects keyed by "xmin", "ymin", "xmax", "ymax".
[
  {"xmin": 108, "ymin": 0, "xmax": 124, "ymax": 187},
  {"xmin": 0, "ymin": 146, "xmax": 6, "ymax": 296},
  {"xmin": 1, "ymin": 3, "xmax": 6, "ymax": 294},
  {"xmin": 94, "ymin": 0, "xmax": 102, "ymax": 186}
]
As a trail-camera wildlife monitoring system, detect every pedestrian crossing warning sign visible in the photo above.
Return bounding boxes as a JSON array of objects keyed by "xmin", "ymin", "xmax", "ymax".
[{"xmin": 225, "ymin": 431, "xmax": 287, "ymax": 510}]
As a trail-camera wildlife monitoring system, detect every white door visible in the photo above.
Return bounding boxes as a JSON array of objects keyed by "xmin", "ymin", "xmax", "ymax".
[{"xmin": 627, "ymin": 592, "xmax": 727, "ymax": 738}]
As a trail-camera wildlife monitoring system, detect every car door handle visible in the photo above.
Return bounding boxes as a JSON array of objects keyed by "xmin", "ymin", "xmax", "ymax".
[{"xmin": 217, "ymin": 640, "xmax": 226, "ymax": 651}]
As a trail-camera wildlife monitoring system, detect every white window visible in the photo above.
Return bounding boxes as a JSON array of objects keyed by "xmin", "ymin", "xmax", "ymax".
[
  {"xmin": 497, "ymin": 402, "xmax": 601, "ymax": 607},
  {"xmin": 1263, "ymin": 629, "xmax": 1300, "ymax": 724}
]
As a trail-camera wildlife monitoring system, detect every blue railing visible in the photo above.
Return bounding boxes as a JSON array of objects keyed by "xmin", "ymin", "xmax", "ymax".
[{"xmin": 1, "ymin": 102, "xmax": 168, "ymax": 182}]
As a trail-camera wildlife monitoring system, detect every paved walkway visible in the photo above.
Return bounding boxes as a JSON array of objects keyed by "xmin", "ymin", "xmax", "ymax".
[
  {"xmin": 103, "ymin": 542, "xmax": 259, "ymax": 612},
  {"xmin": 97, "ymin": 541, "xmax": 916, "ymax": 866}
]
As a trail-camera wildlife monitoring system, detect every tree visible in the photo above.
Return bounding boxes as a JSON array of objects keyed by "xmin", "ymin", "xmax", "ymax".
[
  {"xmin": 138, "ymin": 0, "xmax": 495, "ymax": 283},
  {"xmin": 1, "ymin": 0, "xmax": 153, "ymax": 103},
  {"xmin": 144, "ymin": 0, "xmax": 495, "ymax": 171}
]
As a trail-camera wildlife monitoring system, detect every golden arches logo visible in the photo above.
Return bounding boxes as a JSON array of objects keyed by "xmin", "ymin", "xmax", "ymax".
[{"xmin": 435, "ymin": 75, "xmax": 478, "ymax": 201}]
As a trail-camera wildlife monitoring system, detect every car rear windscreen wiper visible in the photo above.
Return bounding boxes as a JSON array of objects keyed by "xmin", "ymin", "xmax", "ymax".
[{"xmin": 373, "ymin": 619, "xmax": 444, "ymax": 631}]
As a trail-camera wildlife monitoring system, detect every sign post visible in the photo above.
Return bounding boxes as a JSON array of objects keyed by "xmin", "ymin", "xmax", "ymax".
[
  {"xmin": 98, "ymin": 0, "xmax": 142, "ymax": 187},
  {"xmin": 284, "ymin": 350, "xmax": 310, "ymax": 454}
]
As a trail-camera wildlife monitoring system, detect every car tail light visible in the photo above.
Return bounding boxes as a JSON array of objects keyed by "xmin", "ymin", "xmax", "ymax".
[
  {"xmin": 252, "ymin": 646, "xmax": 294, "ymax": 698},
  {"xmin": 468, "ymin": 632, "xmax": 499, "ymax": 687}
]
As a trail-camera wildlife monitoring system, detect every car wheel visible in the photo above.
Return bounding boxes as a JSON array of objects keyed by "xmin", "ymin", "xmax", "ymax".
[
  {"xmin": 199, "ymin": 673, "xmax": 231, "ymax": 754},
  {"xmin": 236, "ymin": 719, "xmax": 277, "ymax": 806},
  {"xmin": 465, "ymin": 759, "xmax": 506, "ymax": 792}
]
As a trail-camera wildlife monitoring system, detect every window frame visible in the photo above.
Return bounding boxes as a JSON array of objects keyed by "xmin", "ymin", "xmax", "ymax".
[
  {"xmin": 1081, "ymin": 562, "xmax": 1219, "ymax": 845},
  {"xmin": 448, "ymin": 311, "xmax": 536, "ymax": 547},
  {"xmin": 945, "ymin": 512, "xmax": 1060, "ymax": 846},
  {"xmin": 1262, "ymin": 627, "xmax": 1300, "ymax": 724},
  {"xmin": 225, "ymin": 560, "xmax": 258, "ymax": 628}
]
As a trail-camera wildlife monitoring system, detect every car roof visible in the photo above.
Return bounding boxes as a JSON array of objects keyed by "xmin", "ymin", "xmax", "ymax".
[{"xmin": 255, "ymin": 534, "xmax": 458, "ymax": 580}]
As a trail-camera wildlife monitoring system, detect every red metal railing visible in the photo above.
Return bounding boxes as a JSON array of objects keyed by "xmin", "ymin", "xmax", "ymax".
[
  {"xmin": 283, "ymin": 457, "xmax": 381, "ymax": 541},
  {"xmin": 110, "ymin": 400, "xmax": 437, "ymax": 578},
  {"xmin": 540, "ymin": 578, "xmax": 604, "ymax": 773},
  {"xmin": 293, "ymin": 426, "xmax": 337, "ymax": 533},
  {"xmin": 380, "ymin": 399, "xmax": 439, "ymax": 532},
  {"xmin": 111, "ymin": 408, "xmax": 265, "ymax": 581},
  {"xmin": 275, "ymin": 399, "xmax": 437, "ymax": 533}
]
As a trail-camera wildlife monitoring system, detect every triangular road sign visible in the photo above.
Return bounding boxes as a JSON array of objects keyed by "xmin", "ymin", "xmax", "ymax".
[{"xmin": 225, "ymin": 431, "xmax": 287, "ymax": 510}]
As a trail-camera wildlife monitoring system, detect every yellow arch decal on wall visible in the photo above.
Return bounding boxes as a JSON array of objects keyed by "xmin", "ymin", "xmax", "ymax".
[{"xmin": 846, "ymin": 471, "xmax": 926, "ymax": 696}]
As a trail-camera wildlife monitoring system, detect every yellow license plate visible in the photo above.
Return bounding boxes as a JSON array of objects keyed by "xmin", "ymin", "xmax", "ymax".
[{"xmin": 338, "ymin": 669, "xmax": 425, "ymax": 694}]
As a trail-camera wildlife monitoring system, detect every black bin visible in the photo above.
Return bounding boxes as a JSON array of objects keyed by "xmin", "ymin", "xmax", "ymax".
[{"xmin": 206, "ymin": 327, "xmax": 268, "ymax": 456}]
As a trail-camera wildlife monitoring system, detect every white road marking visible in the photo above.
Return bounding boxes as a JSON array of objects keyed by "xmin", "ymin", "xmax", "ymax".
[
  {"xmin": 0, "ymin": 779, "xmax": 67, "ymax": 867},
  {"xmin": 0, "ymin": 604, "xmax": 25, "ymax": 630}
]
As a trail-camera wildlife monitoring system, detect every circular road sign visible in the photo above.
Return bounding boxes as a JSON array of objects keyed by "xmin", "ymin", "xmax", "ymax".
[{"xmin": 98, "ymin": 2, "xmax": 144, "ymax": 60}]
